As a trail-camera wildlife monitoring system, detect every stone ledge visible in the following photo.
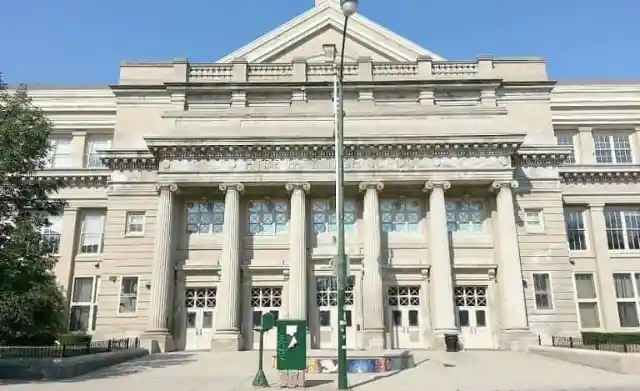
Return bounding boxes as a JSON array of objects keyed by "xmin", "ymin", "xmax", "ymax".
[
  {"xmin": 0, "ymin": 348, "xmax": 149, "ymax": 380},
  {"xmin": 528, "ymin": 345, "xmax": 640, "ymax": 374}
]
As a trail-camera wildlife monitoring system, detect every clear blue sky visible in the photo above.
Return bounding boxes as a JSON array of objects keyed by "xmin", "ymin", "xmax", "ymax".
[{"xmin": 1, "ymin": 0, "xmax": 637, "ymax": 84}]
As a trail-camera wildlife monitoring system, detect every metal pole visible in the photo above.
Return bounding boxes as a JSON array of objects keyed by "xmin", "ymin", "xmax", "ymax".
[{"xmin": 336, "ymin": 15, "xmax": 350, "ymax": 391}]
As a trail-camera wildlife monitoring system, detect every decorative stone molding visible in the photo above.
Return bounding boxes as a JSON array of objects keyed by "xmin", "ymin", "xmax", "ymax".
[
  {"xmin": 219, "ymin": 183, "xmax": 245, "ymax": 193},
  {"xmin": 513, "ymin": 145, "xmax": 572, "ymax": 167},
  {"xmin": 491, "ymin": 180, "xmax": 519, "ymax": 190},
  {"xmin": 100, "ymin": 150, "xmax": 158, "ymax": 171},
  {"xmin": 33, "ymin": 170, "xmax": 110, "ymax": 188},
  {"xmin": 285, "ymin": 182, "xmax": 311, "ymax": 193},
  {"xmin": 423, "ymin": 180, "xmax": 451, "ymax": 192},
  {"xmin": 560, "ymin": 165, "xmax": 640, "ymax": 184},
  {"xmin": 488, "ymin": 268, "xmax": 497, "ymax": 282},
  {"xmin": 154, "ymin": 183, "xmax": 179, "ymax": 193},
  {"xmin": 421, "ymin": 268, "xmax": 430, "ymax": 281},
  {"xmin": 358, "ymin": 181, "xmax": 384, "ymax": 192}
]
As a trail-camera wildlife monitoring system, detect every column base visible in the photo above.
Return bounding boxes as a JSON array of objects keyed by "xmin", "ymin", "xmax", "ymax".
[
  {"xmin": 361, "ymin": 329, "xmax": 385, "ymax": 350},
  {"xmin": 210, "ymin": 330, "xmax": 243, "ymax": 351},
  {"xmin": 141, "ymin": 330, "xmax": 174, "ymax": 353},
  {"xmin": 499, "ymin": 329, "xmax": 537, "ymax": 351}
]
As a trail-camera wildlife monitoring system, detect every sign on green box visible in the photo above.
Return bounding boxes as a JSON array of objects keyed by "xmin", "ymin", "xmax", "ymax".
[{"xmin": 276, "ymin": 319, "xmax": 307, "ymax": 371}]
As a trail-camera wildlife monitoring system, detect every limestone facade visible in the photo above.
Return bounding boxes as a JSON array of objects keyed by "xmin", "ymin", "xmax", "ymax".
[{"xmin": 27, "ymin": 1, "xmax": 640, "ymax": 352}]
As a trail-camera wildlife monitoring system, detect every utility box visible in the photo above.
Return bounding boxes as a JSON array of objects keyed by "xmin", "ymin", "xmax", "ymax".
[{"xmin": 276, "ymin": 319, "xmax": 307, "ymax": 387}]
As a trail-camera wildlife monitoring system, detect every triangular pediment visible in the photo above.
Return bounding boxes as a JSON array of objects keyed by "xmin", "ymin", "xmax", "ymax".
[{"xmin": 217, "ymin": 2, "xmax": 444, "ymax": 63}]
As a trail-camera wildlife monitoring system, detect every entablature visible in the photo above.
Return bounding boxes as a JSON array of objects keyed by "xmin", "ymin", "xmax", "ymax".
[
  {"xmin": 560, "ymin": 164, "xmax": 640, "ymax": 184},
  {"xmin": 33, "ymin": 169, "xmax": 110, "ymax": 188}
]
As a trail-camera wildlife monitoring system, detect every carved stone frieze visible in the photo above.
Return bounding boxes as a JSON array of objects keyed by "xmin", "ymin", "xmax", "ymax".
[
  {"xmin": 31, "ymin": 171, "xmax": 110, "ymax": 188},
  {"xmin": 514, "ymin": 145, "xmax": 573, "ymax": 167},
  {"xmin": 100, "ymin": 150, "xmax": 158, "ymax": 171},
  {"xmin": 560, "ymin": 166, "xmax": 640, "ymax": 184}
]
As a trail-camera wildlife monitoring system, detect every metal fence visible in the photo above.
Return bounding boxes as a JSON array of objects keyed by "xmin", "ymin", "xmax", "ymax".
[
  {"xmin": 0, "ymin": 337, "xmax": 140, "ymax": 358},
  {"xmin": 551, "ymin": 336, "xmax": 640, "ymax": 353}
]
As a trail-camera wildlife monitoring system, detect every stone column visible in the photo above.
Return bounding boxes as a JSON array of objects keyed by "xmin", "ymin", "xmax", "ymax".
[
  {"xmin": 143, "ymin": 183, "xmax": 178, "ymax": 353},
  {"xmin": 211, "ymin": 183, "xmax": 244, "ymax": 351},
  {"xmin": 423, "ymin": 181, "xmax": 457, "ymax": 342},
  {"xmin": 286, "ymin": 182, "xmax": 310, "ymax": 320},
  {"xmin": 359, "ymin": 181, "xmax": 385, "ymax": 348},
  {"xmin": 492, "ymin": 180, "xmax": 531, "ymax": 344}
]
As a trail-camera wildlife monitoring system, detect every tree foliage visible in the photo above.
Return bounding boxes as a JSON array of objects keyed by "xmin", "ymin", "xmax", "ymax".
[{"xmin": 0, "ymin": 74, "xmax": 67, "ymax": 345}]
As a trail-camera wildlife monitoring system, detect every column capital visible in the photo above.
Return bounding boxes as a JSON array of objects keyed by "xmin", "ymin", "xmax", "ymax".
[
  {"xmin": 219, "ymin": 183, "xmax": 244, "ymax": 193},
  {"xmin": 491, "ymin": 180, "xmax": 518, "ymax": 191},
  {"xmin": 154, "ymin": 183, "xmax": 178, "ymax": 193},
  {"xmin": 588, "ymin": 203, "xmax": 606, "ymax": 211},
  {"xmin": 285, "ymin": 181, "xmax": 311, "ymax": 193},
  {"xmin": 358, "ymin": 181, "xmax": 383, "ymax": 192},
  {"xmin": 423, "ymin": 180, "xmax": 451, "ymax": 192}
]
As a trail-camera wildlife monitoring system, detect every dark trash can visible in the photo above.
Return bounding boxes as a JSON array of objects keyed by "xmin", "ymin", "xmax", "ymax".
[{"xmin": 444, "ymin": 334, "xmax": 459, "ymax": 352}]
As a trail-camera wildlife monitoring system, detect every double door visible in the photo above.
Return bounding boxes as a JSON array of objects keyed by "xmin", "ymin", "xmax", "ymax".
[
  {"xmin": 388, "ymin": 286, "xmax": 422, "ymax": 349},
  {"xmin": 316, "ymin": 276, "xmax": 356, "ymax": 349},
  {"xmin": 185, "ymin": 288, "xmax": 217, "ymax": 351},
  {"xmin": 248, "ymin": 287, "xmax": 282, "ymax": 350},
  {"xmin": 454, "ymin": 286, "xmax": 494, "ymax": 349}
]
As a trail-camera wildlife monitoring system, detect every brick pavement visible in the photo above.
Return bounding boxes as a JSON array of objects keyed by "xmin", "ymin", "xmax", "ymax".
[{"xmin": 3, "ymin": 350, "xmax": 640, "ymax": 391}]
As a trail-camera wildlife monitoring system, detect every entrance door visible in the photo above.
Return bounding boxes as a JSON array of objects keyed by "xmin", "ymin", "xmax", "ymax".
[
  {"xmin": 388, "ymin": 286, "xmax": 421, "ymax": 349},
  {"xmin": 185, "ymin": 288, "xmax": 217, "ymax": 351},
  {"xmin": 249, "ymin": 287, "xmax": 282, "ymax": 350},
  {"xmin": 454, "ymin": 286, "xmax": 493, "ymax": 349},
  {"xmin": 316, "ymin": 276, "xmax": 356, "ymax": 349}
]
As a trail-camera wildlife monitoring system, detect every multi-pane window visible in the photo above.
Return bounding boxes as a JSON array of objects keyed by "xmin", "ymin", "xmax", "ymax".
[
  {"xmin": 564, "ymin": 208, "xmax": 588, "ymax": 251},
  {"xmin": 47, "ymin": 138, "xmax": 72, "ymax": 168},
  {"xmin": 533, "ymin": 273, "xmax": 554, "ymax": 310},
  {"xmin": 604, "ymin": 208, "xmax": 640, "ymax": 250},
  {"xmin": 446, "ymin": 199, "xmax": 485, "ymax": 233},
  {"xmin": 118, "ymin": 277, "xmax": 139, "ymax": 314},
  {"xmin": 79, "ymin": 212, "xmax": 105, "ymax": 254},
  {"xmin": 125, "ymin": 212, "xmax": 145, "ymax": 235},
  {"xmin": 555, "ymin": 133, "xmax": 576, "ymax": 163},
  {"xmin": 593, "ymin": 134, "xmax": 633, "ymax": 164},
  {"xmin": 186, "ymin": 202, "xmax": 225, "ymax": 234},
  {"xmin": 85, "ymin": 137, "xmax": 112, "ymax": 168},
  {"xmin": 41, "ymin": 215, "xmax": 62, "ymax": 253},
  {"xmin": 613, "ymin": 273, "xmax": 640, "ymax": 327},
  {"xmin": 380, "ymin": 199, "xmax": 421, "ymax": 233},
  {"xmin": 251, "ymin": 287, "xmax": 282, "ymax": 328},
  {"xmin": 69, "ymin": 276, "xmax": 100, "ymax": 332},
  {"xmin": 524, "ymin": 209, "xmax": 545, "ymax": 233},
  {"xmin": 574, "ymin": 274, "xmax": 601, "ymax": 328},
  {"xmin": 312, "ymin": 199, "xmax": 356, "ymax": 234},
  {"xmin": 248, "ymin": 200, "xmax": 288, "ymax": 234}
]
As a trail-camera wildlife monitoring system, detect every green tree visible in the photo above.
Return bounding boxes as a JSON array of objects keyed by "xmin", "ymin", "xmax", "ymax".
[{"xmin": 0, "ymin": 74, "xmax": 67, "ymax": 345}]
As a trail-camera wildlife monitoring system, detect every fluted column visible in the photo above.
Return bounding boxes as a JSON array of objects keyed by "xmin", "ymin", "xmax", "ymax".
[
  {"xmin": 423, "ymin": 180, "xmax": 457, "ymax": 335},
  {"xmin": 286, "ymin": 182, "xmax": 310, "ymax": 319},
  {"xmin": 492, "ymin": 180, "xmax": 528, "ymax": 331},
  {"xmin": 213, "ymin": 183, "xmax": 244, "ymax": 344},
  {"xmin": 359, "ymin": 181, "xmax": 385, "ymax": 348},
  {"xmin": 144, "ymin": 183, "xmax": 178, "ymax": 352}
]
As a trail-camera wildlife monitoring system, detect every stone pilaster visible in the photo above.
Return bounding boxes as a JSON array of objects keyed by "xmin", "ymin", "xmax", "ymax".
[
  {"xmin": 142, "ymin": 183, "xmax": 178, "ymax": 353},
  {"xmin": 359, "ymin": 181, "xmax": 386, "ymax": 349},
  {"xmin": 492, "ymin": 180, "xmax": 533, "ymax": 349},
  {"xmin": 423, "ymin": 180, "xmax": 457, "ymax": 345},
  {"xmin": 285, "ymin": 182, "xmax": 310, "ymax": 320},
  {"xmin": 211, "ymin": 183, "xmax": 244, "ymax": 351}
]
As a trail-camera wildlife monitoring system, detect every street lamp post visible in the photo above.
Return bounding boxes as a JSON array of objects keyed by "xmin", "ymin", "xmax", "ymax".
[{"xmin": 335, "ymin": 1, "xmax": 358, "ymax": 390}]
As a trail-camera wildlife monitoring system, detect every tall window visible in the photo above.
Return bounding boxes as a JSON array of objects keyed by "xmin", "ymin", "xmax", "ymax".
[
  {"xmin": 312, "ymin": 199, "xmax": 356, "ymax": 234},
  {"xmin": 380, "ymin": 199, "xmax": 421, "ymax": 233},
  {"xmin": 446, "ymin": 199, "xmax": 485, "ymax": 233},
  {"xmin": 574, "ymin": 274, "xmax": 601, "ymax": 328},
  {"xmin": 41, "ymin": 215, "xmax": 62, "ymax": 254},
  {"xmin": 251, "ymin": 287, "xmax": 282, "ymax": 328},
  {"xmin": 69, "ymin": 276, "xmax": 99, "ymax": 332},
  {"xmin": 604, "ymin": 207, "xmax": 640, "ymax": 250},
  {"xmin": 119, "ymin": 277, "xmax": 139, "ymax": 314},
  {"xmin": 533, "ymin": 273, "xmax": 554, "ymax": 310},
  {"xmin": 564, "ymin": 208, "xmax": 588, "ymax": 251},
  {"xmin": 186, "ymin": 201, "xmax": 225, "ymax": 234},
  {"xmin": 248, "ymin": 200, "xmax": 288, "ymax": 235},
  {"xmin": 47, "ymin": 138, "xmax": 72, "ymax": 168},
  {"xmin": 85, "ymin": 137, "xmax": 112, "ymax": 168},
  {"xmin": 613, "ymin": 273, "xmax": 640, "ymax": 327},
  {"xmin": 593, "ymin": 133, "xmax": 633, "ymax": 164},
  {"xmin": 79, "ymin": 212, "xmax": 105, "ymax": 254},
  {"xmin": 555, "ymin": 133, "xmax": 576, "ymax": 163}
]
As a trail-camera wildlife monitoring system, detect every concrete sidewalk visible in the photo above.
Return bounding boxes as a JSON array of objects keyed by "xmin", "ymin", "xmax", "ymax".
[{"xmin": 3, "ymin": 350, "xmax": 640, "ymax": 391}]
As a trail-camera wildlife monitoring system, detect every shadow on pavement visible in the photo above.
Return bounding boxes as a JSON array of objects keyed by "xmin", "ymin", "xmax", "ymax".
[
  {"xmin": 305, "ymin": 379, "xmax": 334, "ymax": 388},
  {"xmin": 349, "ymin": 358, "xmax": 430, "ymax": 389}
]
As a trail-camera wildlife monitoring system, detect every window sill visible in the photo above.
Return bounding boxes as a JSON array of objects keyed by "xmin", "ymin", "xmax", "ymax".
[
  {"xmin": 117, "ymin": 312, "xmax": 138, "ymax": 318},
  {"xmin": 569, "ymin": 251, "xmax": 595, "ymax": 259},
  {"xmin": 124, "ymin": 233, "xmax": 145, "ymax": 238},
  {"xmin": 74, "ymin": 254, "xmax": 103, "ymax": 262},
  {"xmin": 609, "ymin": 251, "xmax": 640, "ymax": 258},
  {"xmin": 525, "ymin": 228, "xmax": 546, "ymax": 235}
]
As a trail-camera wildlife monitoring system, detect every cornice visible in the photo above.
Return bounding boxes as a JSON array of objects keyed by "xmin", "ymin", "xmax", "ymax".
[
  {"xmin": 513, "ymin": 145, "xmax": 572, "ymax": 167},
  {"xmin": 100, "ymin": 149, "xmax": 158, "ymax": 171},
  {"xmin": 32, "ymin": 169, "xmax": 110, "ymax": 188},
  {"xmin": 560, "ymin": 164, "xmax": 640, "ymax": 184}
]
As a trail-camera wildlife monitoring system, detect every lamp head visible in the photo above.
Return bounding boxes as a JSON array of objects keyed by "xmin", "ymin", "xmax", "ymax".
[{"xmin": 340, "ymin": 0, "xmax": 358, "ymax": 17}]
